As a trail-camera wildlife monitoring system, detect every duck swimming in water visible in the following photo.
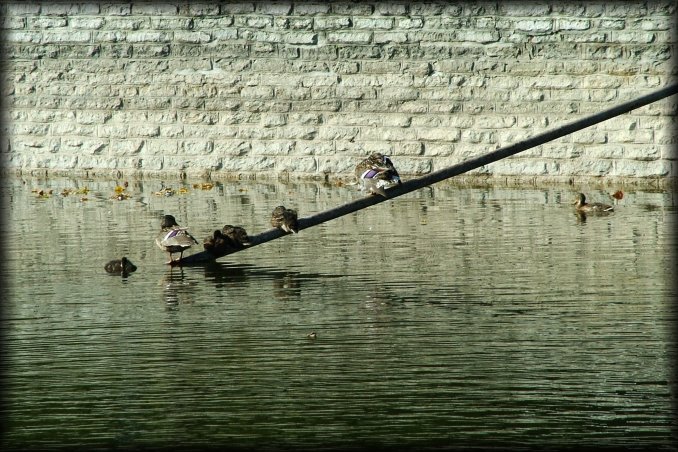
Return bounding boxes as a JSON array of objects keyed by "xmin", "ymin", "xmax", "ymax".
[
  {"xmin": 155, "ymin": 214, "xmax": 199, "ymax": 264},
  {"xmin": 104, "ymin": 257, "xmax": 137, "ymax": 276},
  {"xmin": 271, "ymin": 206, "xmax": 299, "ymax": 234},
  {"xmin": 573, "ymin": 193, "xmax": 614, "ymax": 213},
  {"xmin": 354, "ymin": 153, "xmax": 401, "ymax": 197}
]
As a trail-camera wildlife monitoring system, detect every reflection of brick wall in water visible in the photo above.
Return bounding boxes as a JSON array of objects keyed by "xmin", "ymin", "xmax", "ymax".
[{"xmin": 3, "ymin": 2, "xmax": 676, "ymax": 182}]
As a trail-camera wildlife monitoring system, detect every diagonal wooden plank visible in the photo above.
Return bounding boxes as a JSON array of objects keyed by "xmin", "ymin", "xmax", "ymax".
[{"xmin": 177, "ymin": 83, "xmax": 678, "ymax": 266}]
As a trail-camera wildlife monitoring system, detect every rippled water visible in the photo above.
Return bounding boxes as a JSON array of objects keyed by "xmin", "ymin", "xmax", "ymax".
[{"xmin": 3, "ymin": 175, "xmax": 677, "ymax": 450}]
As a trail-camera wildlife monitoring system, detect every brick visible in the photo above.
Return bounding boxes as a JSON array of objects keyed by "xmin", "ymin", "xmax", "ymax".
[
  {"xmin": 255, "ymin": 2, "xmax": 291, "ymax": 15},
  {"xmin": 41, "ymin": 4, "xmax": 81, "ymax": 15},
  {"xmin": 42, "ymin": 30, "xmax": 91, "ymax": 43},
  {"xmin": 131, "ymin": 4, "xmax": 178, "ymax": 15},
  {"xmin": 68, "ymin": 17, "xmax": 105, "ymax": 29},
  {"xmin": 4, "ymin": 1, "xmax": 675, "ymax": 181},
  {"xmin": 294, "ymin": 4, "xmax": 331, "ymax": 15},
  {"xmin": 149, "ymin": 17, "xmax": 193, "ymax": 32},
  {"xmin": 419, "ymin": 128, "xmax": 461, "ymax": 142},
  {"xmin": 500, "ymin": 4, "xmax": 551, "ymax": 16},
  {"xmin": 640, "ymin": 18, "xmax": 672, "ymax": 31},
  {"xmin": 6, "ymin": 31, "xmax": 41, "ymax": 43},
  {"xmin": 379, "ymin": 87, "xmax": 418, "ymax": 101},
  {"xmin": 397, "ymin": 17, "xmax": 423, "ymax": 29},
  {"xmin": 605, "ymin": 3, "xmax": 648, "ymax": 17},
  {"xmin": 284, "ymin": 31, "xmax": 317, "ymax": 44},
  {"xmin": 514, "ymin": 19, "xmax": 554, "ymax": 34},
  {"xmin": 240, "ymin": 86, "xmax": 274, "ymax": 99},
  {"xmin": 373, "ymin": 32, "xmax": 408, "ymax": 43},
  {"xmin": 609, "ymin": 31, "xmax": 656, "ymax": 44},
  {"xmin": 187, "ymin": 3, "xmax": 221, "ymax": 16},
  {"xmin": 456, "ymin": 30, "xmax": 500, "ymax": 43},
  {"xmin": 598, "ymin": 19, "xmax": 626, "ymax": 30},
  {"xmin": 250, "ymin": 140, "xmax": 294, "ymax": 155},
  {"xmin": 353, "ymin": 17, "xmax": 394, "ymax": 30},
  {"xmin": 318, "ymin": 126, "xmax": 360, "ymax": 140},
  {"xmin": 611, "ymin": 160, "xmax": 670, "ymax": 177},
  {"xmin": 213, "ymin": 140, "xmax": 250, "ymax": 156},
  {"xmin": 126, "ymin": 31, "xmax": 171, "ymax": 43},
  {"xmin": 29, "ymin": 17, "xmax": 67, "ymax": 28},
  {"xmin": 5, "ymin": 3, "xmax": 41, "ymax": 15},
  {"xmin": 557, "ymin": 19, "xmax": 591, "ymax": 31},
  {"xmin": 129, "ymin": 124, "xmax": 160, "ymax": 138},
  {"xmin": 101, "ymin": 4, "xmax": 132, "ymax": 15},
  {"xmin": 623, "ymin": 144, "xmax": 660, "ymax": 160},
  {"xmin": 327, "ymin": 31, "xmax": 372, "ymax": 44}
]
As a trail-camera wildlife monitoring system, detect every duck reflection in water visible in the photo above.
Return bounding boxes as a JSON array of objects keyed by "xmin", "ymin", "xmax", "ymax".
[
  {"xmin": 271, "ymin": 272, "xmax": 302, "ymax": 300},
  {"xmin": 201, "ymin": 263, "xmax": 304, "ymax": 301},
  {"xmin": 161, "ymin": 267, "xmax": 197, "ymax": 305}
]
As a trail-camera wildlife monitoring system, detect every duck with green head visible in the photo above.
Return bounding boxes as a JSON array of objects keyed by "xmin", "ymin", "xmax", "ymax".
[{"xmin": 156, "ymin": 214, "xmax": 199, "ymax": 264}]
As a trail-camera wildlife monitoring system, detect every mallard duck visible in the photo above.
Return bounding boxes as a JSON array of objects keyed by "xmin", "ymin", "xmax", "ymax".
[
  {"xmin": 573, "ymin": 193, "xmax": 614, "ymax": 213},
  {"xmin": 156, "ymin": 214, "xmax": 199, "ymax": 264},
  {"xmin": 354, "ymin": 152, "xmax": 402, "ymax": 197},
  {"xmin": 222, "ymin": 225, "xmax": 251, "ymax": 248},
  {"xmin": 271, "ymin": 206, "xmax": 299, "ymax": 234},
  {"xmin": 203, "ymin": 229, "xmax": 239, "ymax": 255},
  {"xmin": 104, "ymin": 257, "xmax": 137, "ymax": 275}
]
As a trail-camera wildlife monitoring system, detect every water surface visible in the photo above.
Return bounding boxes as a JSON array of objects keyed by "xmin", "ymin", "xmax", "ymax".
[{"xmin": 3, "ymin": 175, "xmax": 676, "ymax": 450}]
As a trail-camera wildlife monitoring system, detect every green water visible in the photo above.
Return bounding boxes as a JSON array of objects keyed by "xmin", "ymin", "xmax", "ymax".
[{"xmin": 3, "ymin": 175, "xmax": 676, "ymax": 450}]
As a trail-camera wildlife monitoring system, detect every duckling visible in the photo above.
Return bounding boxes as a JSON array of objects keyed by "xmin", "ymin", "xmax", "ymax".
[
  {"xmin": 573, "ymin": 193, "xmax": 614, "ymax": 213},
  {"xmin": 104, "ymin": 257, "xmax": 137, "ymax": 275},
  {"xmin": 271, "ymin": 206, "xmax": 299, "ymax": 234},
  {"xmin": 203, "ymin": 229, "xmax": 232, "ymax": 255},
  {"xmin": 354, "ymin": 152, "xmax": 402, "ymax": 197},
  {"xmin": 222, "ymin": 225, "xmax": 251, "ymax": 249},
  {"xmin": 155, "ymin": 214, "xmax": 199, "ymax": 264}
]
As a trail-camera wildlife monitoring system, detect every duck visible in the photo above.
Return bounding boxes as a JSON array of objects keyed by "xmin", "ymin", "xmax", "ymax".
[
  {"xmin": 271, "ymin": 206, "xmax": 299, "ymax": 234},
  {"xmin": 222, "ymin": 225, "xmax": 251, "ymax": 249},
  {"xmin": 354, "ymin": 152, "xmax": 402, "ymax": 197},
  {"xmin": 104, "ymin": 257, "xmax": 137, "ymax": 275},
  {"xmin": 155, "ymin": 214, "xmax": 199, "ymax": 264},
  {"xmin": 203, "ymin": 229, "xmax": 231, "ymax": 255},
  {"xmin": 573, "ymin": 193, "xmax": 614, "ymax": 213}
]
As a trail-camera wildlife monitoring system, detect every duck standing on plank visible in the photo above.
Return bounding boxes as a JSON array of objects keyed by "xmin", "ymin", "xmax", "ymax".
[
  {"xmin": 222, "ymin": 225, "xmax": 251, "ymax": 249},
  {"xmin": 354, "ymin": 152, "xmax": 402, "ymax": 197},
  {"xmin": 203, "ymin": 229, "xmax": 232, "ymax": 255},
  {"xmin": 156, "ymin": 214, "xmax": 199, "ymax": 264},
  {"xmin": 271, "ymin": 206, "xmax": 299, "ymax": 234}
]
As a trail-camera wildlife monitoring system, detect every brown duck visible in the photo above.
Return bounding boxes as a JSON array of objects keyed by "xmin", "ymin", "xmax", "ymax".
[
  {"xmin": 573, "ymin": 193, "xmax": 614, "ymax": 213},
  {"xmin": 271, "ymin": 206, "xmax": 299, "ymax": 234},
  {"xmin": 104, "ymin": 257, "xmax": 137, "ymax": 275}
]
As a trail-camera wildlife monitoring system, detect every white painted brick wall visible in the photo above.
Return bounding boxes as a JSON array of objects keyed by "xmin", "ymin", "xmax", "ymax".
[{"xmin": 2, "ymin": 1, "xmax": 676, "ymax": 183}]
